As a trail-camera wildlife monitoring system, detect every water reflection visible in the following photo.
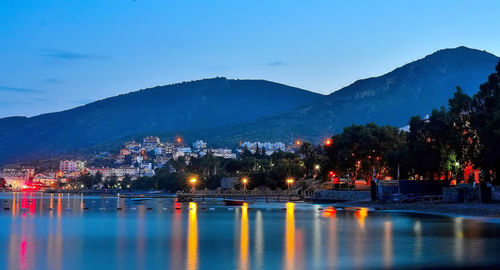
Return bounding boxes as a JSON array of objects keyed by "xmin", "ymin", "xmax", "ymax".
[
  {"xmin": 186, "ymin": 202, "xmax": 198, "ymax": 270},
  {"xmin": 284, "ymin": 202, "xmax": 295, "ymax": 270},
  {"xmin": 1, "ymin": 195, "xmax": 500, "ymax": 270},
  {"xmin": 171, "ymin": 202, "xmax": 183, "ymax": 269},
  {"xmin": 354, "ymin": 208, "xmax": 368, "ymax": 229},
  {"xmin": 254, "ymin": 210, "xmax": 264, "ymax": 269},
  {"xmin": 454, "ymin": 217, "xmax": 464, "ymax": 262},
  {"xmin": 383, "ymin": 221, "xmax": 393, "ymax": 268},
  {"xmin": 239, "ymin": 203, "xmax": 249, "ymax": 270},
  {"xmin": 413, "ymin": 220, "xmax": 422, "ymax": 260}
]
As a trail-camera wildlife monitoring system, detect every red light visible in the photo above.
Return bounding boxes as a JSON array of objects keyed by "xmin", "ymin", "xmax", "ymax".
[
  {"xmin": 329, "ymin": 171, "xmax": 335, "ymax": 177},
  {"xmin": 324, "ymin": 139, "xmax": 332, "ymax": 146}
]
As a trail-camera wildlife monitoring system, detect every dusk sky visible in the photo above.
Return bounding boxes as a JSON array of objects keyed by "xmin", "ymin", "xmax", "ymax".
[{"xmin": 1, "ymin": 0, "xmax": 500, "ymax": 118}]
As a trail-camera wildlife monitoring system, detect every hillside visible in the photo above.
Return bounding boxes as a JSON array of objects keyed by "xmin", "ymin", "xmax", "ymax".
[
  {"xmin": 1, "ymin": 46, "xmax": 498, "ymax": 164},
  {"xmin": 0, "ymin": 78, "xmax": 322, "ymax": 164},
  {"xmin": 205, "ymin": 46, "xmax": 500, "ymax": 145}
]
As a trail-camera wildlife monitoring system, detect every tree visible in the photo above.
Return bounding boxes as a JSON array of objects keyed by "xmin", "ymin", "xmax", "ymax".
[
  {"xmin": 298, "ymin": 142, "xmax": 327, "ymax": 178},
  {"xmin": 0, "ymin": 177, "xmax": 6, "ymax": 189},
  {"xmin": 120, "ymin": 175, "xmax": 132, "ymax": 190},
  {"xmin": 471, "ymin": 60, "xmax": 500, "ymax": 184},
  {"xmin": 103, "ymin": 175, "xmax": 118, "ymax": 189},
  {"xmin": 326, "ymin": 123, "xmax": 406, "ymax": 181}
]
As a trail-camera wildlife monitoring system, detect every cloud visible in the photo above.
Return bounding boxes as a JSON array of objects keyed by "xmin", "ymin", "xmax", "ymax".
[
  {"xmin": 268, "ymin": 61, "xmax": 286, "ymax": 66},
  {"xmin": 0, "ymin": 101, "xmax": 33, "ymax": 106},
  {"xmin": 0, "ymin": 85, "xmax": 41, "ymax": 93},
  {"xmin": 43, "ymin": 78, "xmax": 64, "ymax": 84},
  {"xmin": 39, "ymin": 49, "xmax": 111, "ymax": 61}
]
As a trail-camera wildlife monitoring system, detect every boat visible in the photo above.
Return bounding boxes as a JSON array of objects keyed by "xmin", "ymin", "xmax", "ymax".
[
  {"xmin": 223, "ymin": 199, "xmax": 248, "ymax": 206},
  {"xmin": 124, "ymin": 196, "xmax": 151, "ymax": 203}
]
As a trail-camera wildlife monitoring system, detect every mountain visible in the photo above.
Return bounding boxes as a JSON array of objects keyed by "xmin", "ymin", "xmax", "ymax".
[
  {"xmin": 205, "ymin": 46, "xmax": 499, "ymax": 144},
  {"xmin": 1, "ymin": 46, "xmax": 498, "ymax": 164},
  {"xmin": 0, "ymin": 78, "xmax": 322, "ymax": 164}
]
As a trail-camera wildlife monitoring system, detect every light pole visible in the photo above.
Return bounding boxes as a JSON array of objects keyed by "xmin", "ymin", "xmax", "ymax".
[{"xmin": 286, "ymin": 178, "xmax": 294, "ymax": 201}]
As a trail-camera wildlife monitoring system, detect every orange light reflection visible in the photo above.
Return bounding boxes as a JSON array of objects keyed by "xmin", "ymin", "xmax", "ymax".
[
  {"xmin": 284, "ymin": 202, "xmax": 295, "ymax": 270},
  {"xmin": 239, "ymin": 203, "xmax": 249, "ymax": 270},
  {"xmin": 186, "ymin": 202, "xmax": 198, "ymax": 270}
]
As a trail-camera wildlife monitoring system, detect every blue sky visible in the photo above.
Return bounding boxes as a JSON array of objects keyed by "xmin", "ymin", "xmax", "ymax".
[{"xmin": 1, "ymin": 0, "xmax": 500, "ymax": 117}]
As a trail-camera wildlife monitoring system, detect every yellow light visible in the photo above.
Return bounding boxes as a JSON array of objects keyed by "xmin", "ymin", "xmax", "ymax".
[
  {"xmin": 190, "ymin": 178, "xmax": 197, "ymax": 184},
  {"xmin": 286, "ymin": 178, "xmax": 294, "ymax": 184},
  {"xmin": 295, "ymin": 140, "xmax": 301, "ymax": 146},
  {"xmin": 314, "ymin": 164, "xmax": 320, "ymax": 170},
  {"xmin": 242, "ymin": 177, "xmax": 248, "ymax": 184}
]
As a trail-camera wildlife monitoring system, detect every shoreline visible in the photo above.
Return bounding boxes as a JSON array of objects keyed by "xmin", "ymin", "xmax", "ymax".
[{"xmin": 332, "ymin": 200, "xmax": 500, "ymax": 222}]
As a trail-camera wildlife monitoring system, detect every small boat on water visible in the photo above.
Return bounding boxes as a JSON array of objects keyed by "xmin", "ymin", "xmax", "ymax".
[
  {"xmin": 124, "ymin": 196, "xmax": 151, "ymax": 203},
  {"xmin": 223, "ymin": 199, "xmax": 248, "ymax": 206}
]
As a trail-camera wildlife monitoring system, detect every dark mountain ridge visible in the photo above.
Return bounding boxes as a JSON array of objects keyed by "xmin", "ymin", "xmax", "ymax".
[
  {"xmin": 202, "ymin": 46, "xmax": 499, "ymax": 145},
  {"xmin": 0, "ymin": 46, "xmax": 498, "ymax": 164},
  {"xmin": 0, "ymin": 78, "xmax": 322, "ymax": 164}
]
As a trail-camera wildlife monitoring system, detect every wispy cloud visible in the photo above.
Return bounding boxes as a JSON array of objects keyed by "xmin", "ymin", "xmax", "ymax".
[
  {"xmin": 0, "ymin": 85, "xmax": 41, "ymax": 93},
  {"xmin": 39, "ymin": 49, "xmax": 111, "ymax": 61},
  {"xmin": 43, "ymin": 78, "xmax": 64, "ymax": 84},
  {"xmin": 268, "ymin": 61, "xmax": 286, "ymax": 66},
  {"xmin": 0, "ymin": 101, "xmax": 33, "ymax": 106}
]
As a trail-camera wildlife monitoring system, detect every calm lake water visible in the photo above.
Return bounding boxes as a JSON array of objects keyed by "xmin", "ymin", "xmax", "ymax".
[{"xmin": 0, "ymin": 192, "xmax": 499, "ymax": 270}]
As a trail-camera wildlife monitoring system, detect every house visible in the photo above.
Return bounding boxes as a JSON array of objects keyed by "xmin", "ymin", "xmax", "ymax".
[
  {"xmin": 143, "ymin": 136, "xmax": 160, "ymax": 151},
  {"xmin": 59, "ymin": 160, "xmax": 86, "ymax": 173},
  {"xmin": 0, "ymin": 165, "xmax": 35, "ymax": 189}
]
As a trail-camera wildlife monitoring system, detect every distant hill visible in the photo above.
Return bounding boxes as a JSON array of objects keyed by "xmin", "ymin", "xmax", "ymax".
[
  {"xmin": 0, "ymin": 78, "xmax": 322, "ymax": 164},
  {"xmin": 0, "ymin": 46, "xmax": 498, "ymax": 164},
  {"xmin": 205, "ymin": 46, "xmax": 500, "ymax": 145}
]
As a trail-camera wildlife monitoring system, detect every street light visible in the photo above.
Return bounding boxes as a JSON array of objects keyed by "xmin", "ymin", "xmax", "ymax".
[
  {"xmin": 242, "ymin": 177, "xmax": 249, "ymax": 200},
  {"xmin": 189, "ymin": 177, "xmax": 198, "ymax": 193},
  {"xmin": 324, "ymin": 139, "xmax": 332, "ymax": 146},
  {"xmin": 286, "ymin": 177, "xmax": 294, "ymax": 201}
]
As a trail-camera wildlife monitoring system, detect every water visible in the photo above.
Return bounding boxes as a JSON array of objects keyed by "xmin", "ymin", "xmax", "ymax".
[{"xmin": 0, "ymin": 192, "xmax": 499, "ymax": 270}]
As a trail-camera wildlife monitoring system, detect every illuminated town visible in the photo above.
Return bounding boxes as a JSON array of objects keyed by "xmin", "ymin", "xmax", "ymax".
[{"xmin": 1, "ymin": 1, "xmax": 500, "ymax": 270}]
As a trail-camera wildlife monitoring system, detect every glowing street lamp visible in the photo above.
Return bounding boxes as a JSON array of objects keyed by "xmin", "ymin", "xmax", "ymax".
[
  {"xmin": 295, "ymin": 140, "xmax": 302, "ymax": 146},
  {"xmin": 242, "ymin": 177, "xmax": 249, "ymax": 200},
  {"xmin": 286, "ymin": 178, "xmax": 294, "ymax": 200},
  {"xmin": 189, "ymin": 177, "xmax": 198, "ymax": 193},
  {"xmin": 314, "ymin": 164, "xmax": 320, "ymax": 170},
  {"xmin": 176, "ymin": 137, "xmax": 183, "ymax": 144}
]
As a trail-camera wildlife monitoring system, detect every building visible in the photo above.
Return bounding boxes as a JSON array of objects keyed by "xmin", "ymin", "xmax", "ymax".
[
  {"xmin": 193, "ymin": 140, "xmax": 207, "ymax": 150},
  {"xmin": 143, "ymin": 136, "xmax": 160, "ymax": 151},
  {"xmin": 87, "ymin": 167, "xmax": 111, "ymax": 178},
  {"xmin": 0, "ymin": 165, "xmax": 35, "ymax": 189},
  {"xmin": 59, "ymin": 160, "xmax": 86, "ymax": 173},
  {"xmin": 209, "ymin": 148, "xmax": 237, "ymax": 159},
  {"xmin": 239, "ymin": 141, "xmax": 287, "ymax": 155},
  {"xmin": 125, "ymin": 141, "xmax": 142, "ymax": 154},
  {"xmin": 112, "ymin": 166, "xmax": 139, "ymax": 180},
  {"xmin": 161, "ymin": 143, "xmax": 175, "ymax": 154},
  {"xmin": 33, "ymin": 173, "xmax": 67, "ymax": 188}
]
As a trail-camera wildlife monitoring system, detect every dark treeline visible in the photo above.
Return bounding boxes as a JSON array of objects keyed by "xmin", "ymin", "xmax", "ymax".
[{"xmin": 72, "ymin": 60, "xmax": 500, "ymax": 191}]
